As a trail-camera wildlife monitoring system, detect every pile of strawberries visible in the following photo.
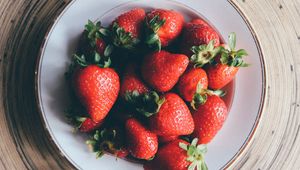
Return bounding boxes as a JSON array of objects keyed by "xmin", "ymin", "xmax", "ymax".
[{"xmin": 66, "ymin": 8, "xmax": 248, "ymax": 170}]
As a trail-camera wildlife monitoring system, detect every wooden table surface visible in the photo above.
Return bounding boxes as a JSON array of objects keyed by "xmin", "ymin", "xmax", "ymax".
[{"xmin": 0, "ymin": 0, "xmax": 299, "ymax": 169}]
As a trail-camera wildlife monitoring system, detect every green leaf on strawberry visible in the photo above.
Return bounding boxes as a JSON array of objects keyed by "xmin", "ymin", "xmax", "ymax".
[
  {"xmin": 190, "ymin": 40, "xmax": 222, "ymax": 67},
  {"xmin": 73, "ymin": 52, "xmax": 111, "ymax": 68},
  {"xmin": 191, "ymin": 83, "xmax": 226, "ymax": 110},
  {"xmin": 220, "ymin": 32, "xmax": 249, "ymax": 67},
  {"xmin": 125, "ymin": 90, "xmax": 165, "ymax": 117},
  {"xmin": 179, "ymin": 138, "xmax": 208, "ymax": 170},
  {"xmin": 112, "ymin": 22, "xmax": 140, "ymax": 50},
  {"xmin": 145, "ymin": 15, "xmax": 166, "ymax": 51},
  {"xmin": 86, "ymin": 128, "xmax": 124, "ymax": 158},
  {"xmin": 85, "ymin": 20, "xmax": 110, "ymax": 47}
]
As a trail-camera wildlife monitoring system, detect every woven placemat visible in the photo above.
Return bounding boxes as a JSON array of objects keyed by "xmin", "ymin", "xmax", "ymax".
[{"xmin": 0, "ymin": 0, "xmax": 299, "ymax": 169}]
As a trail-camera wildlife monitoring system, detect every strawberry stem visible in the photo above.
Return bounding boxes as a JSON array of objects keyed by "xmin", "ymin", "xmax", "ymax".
[
  {"xmin": 125, "ymin": 90, "xmax": 165, "ymax": 117},
  {"xmin": 112, "ymin": 22, "xmax": 140, "ymax": 50},
  {"xmin": 86, "ymin": 129, "xmax": 125, "ymax": 158},
  {"xmin": 190, "ymin": 40, "xmax": 222, "ymax": 67},
  {"xmin": 219, "ymin": 32, "xmax": 249, "ymax": 67},
  {"xmin": 179, "ymin": 138, "xmax": 208, "ymax": 170},
  {"xmin": 85, "ymin": 20, "xmax": 110, "ymax": 47},
  {"xmin": 191, "ymin": 83, "xmax": 226, "ymax": 110},
  {"xmin": 145, "ymin": 15, "xmax": 166, "ymax": 51},
  {"xmin": 73, "ymin": 52, "xmax": 111, "ymax": 68}
]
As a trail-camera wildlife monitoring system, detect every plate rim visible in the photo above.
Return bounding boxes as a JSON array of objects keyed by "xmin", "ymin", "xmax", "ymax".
[{"xmin": 34, "ymin": 0, "xmax": 267, "ymax": 169}]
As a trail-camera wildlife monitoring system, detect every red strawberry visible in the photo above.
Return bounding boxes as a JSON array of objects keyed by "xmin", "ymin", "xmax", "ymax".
[
  {"xmin": 178, "ymin": 67, "xmax": 208, "ymax": 102},
  {"xmin": 95, "ymin": 38, "xmax": 106, "ymax": 56},
  {"xmin": 125, "ymin": 118, "xmax": 158, "ymax": 160},
  {"xmin": 207, "ymin": 64, "xmax": 239, "ymax": 90},
  {"xmin": 120, "ymin": 63, "xmax": 149, "ymax": 98},
  {"xmin": 112, "ymin": 8, "xmax": 146, "ymax": 49},
  {"xmin": 142, "ymin": 50, "xmax": 189, "ymax": 92},
  {"xmin": 149, "ymin": 93, "xmax": 194, "ymax": 136},
  {"xmin": 192, "ymin": 95, "xmax": 228, "ymax": 144},
  {"xmin": 190, "ymin": 18, "xmax": 209, "ymax": 27},
  {"xmin": 79, "ymin": 117, "xmax": 102, "ymax": 133},
  {"xmin": 74, "ymin": 65, "xmax": 120, "ymax": 123},
  {"xmin": 144, "ymin": 138, "xmax": 208, "ymax": 170},
  {"xmin": 145, "ymin": 9, "xmax": 184, "ymax": 50},
  {"xmin": 158, "ymin": 135, "xmax": 178, "ymax": 144},
  {"xmin": 181, "ymin": 19, "xmax": 220, "ymax": 57},
  {"xmin": 115, "ymin": 147, "xmax": 129, "ymax": 158},
  {"xmin": 207, "ymin": 33, "xmax": 248, "ymax": 89}
]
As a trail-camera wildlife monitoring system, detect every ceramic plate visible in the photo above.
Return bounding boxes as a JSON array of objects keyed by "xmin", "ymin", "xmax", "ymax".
[{"xmin": 36, "ymin": 0, "xmax": 265, "ymax": 169}]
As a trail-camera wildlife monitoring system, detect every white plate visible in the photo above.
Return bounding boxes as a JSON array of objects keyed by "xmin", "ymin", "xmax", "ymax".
[{"xmin": 36, "ymin": 0, "xmax": 265, "ymax": 169}]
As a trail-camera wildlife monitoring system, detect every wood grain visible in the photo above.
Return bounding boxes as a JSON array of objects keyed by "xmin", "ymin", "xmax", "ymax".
[{"xmin": 0, "ymin": 0, "xmax": 299, "ymax": 169}]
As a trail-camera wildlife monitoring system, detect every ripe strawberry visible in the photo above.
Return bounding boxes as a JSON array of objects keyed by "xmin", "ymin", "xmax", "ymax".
[
  {"xmin": 207, "ymin": 32, "xmax": 248, "ymax": 89},
  {"xmin": 111, "ymin": 8, "xmax": 146, "ymax": 49},
  {"xmin": 192, "ymin": 95, "xmax": 228, "ymax": 144},
  {"xmin": 95, "ymin": 38, "xmax": 106, "ymax": 56},
  {"xmin": 74, "ymin": 65, "xmax": 120, "ymax": 123},
  {"xmin": 181, "ymin": 19, "xmax": 220, "ymax": 57},
  {"xmin": 149, "ymin": 93, "xmax": 194, "ymax": 136},
  {"xmin": 120, "ymin": 63, "xmax": 149, "ymax": 98},
  {"xmin": 141, "ymin": 50, "xmax": 189, "ymax": 92},
  {"xmin": 125, "ymin": 118, "xmax": 158, "ymax": 160},
  {"xmin": 78, "ymin": 117, "xmax": 102, "ymax": 133},
  {"xmin": 158, "ymin": 135, "xmax": 178, "ymax": 144},
  {"xmin": 144, "ymin": 138, "xmax": 208, "ymax": 170},
  {"xmin": 145, "ymin": 9, "xmax": 184, "ymax": 50},
  {"xmin": 178, "ymin": 67, "xmax": 208, "ymax": 102},
  {"xmin": 115, "ymin": 147, "xmax": 129, "ymax": 158},
  {"xmin": 190, "ymin": 18, "xmax": 209, "ymax": 27}
]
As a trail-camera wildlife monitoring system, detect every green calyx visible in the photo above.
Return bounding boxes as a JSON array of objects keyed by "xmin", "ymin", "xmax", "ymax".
[
  {"xmin": 125, "ymin": 90, "xmax": 165, "ymax": 117},
  {"xmin": 191, "ymin": 83, "xmax": 226, "ymax": 110},
  {"xmin": 190, "ymin": 40, "xmax": 222, "ymax": 68},
  {"xmin": 64, "ymin": 105, "xmax": 88, "ymax": 132},
  {"xmin": 112, "ymin": 22, "xmax": 140, "ymax": 50},
  {"xmin": 220, "ymin": 32, "xmax": 249, "ymax": 67},
  {"xmin": 179, "ymin": 138, "xmax": 208, "ymax": 170},
  {"xmin": 73, "ymin": 51, "xmax": 111, "ymax": 68},
  {"xmin": 86, "ymin": 129, "xmax": 121, "ymax": 158},
  {"xmin": 85, "ymin": 20, "xmax": 110, "ymax": 47},
  {"xmin": 145, "ymin": 15, "xmax": 166, "ymax": 51},
  {"xmin": 148, "ymin": 15, "xmax": 166, "ymax": 33}
]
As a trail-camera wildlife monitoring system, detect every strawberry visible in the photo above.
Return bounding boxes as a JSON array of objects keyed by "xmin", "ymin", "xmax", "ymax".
[
  {"xmin": 192, "ymin": 95, "xmax": 228, "ymax": 144},
  {"xmin": 111, "ymin": 8, "xmax": 146, "ymax": 49},
  {"xmin": 115, "ymin": 147, "xmax": 129, "ymax": 158},
  {"xmin": 178, "ymin": 67, "xmax": 208, "ymax": 102},
  {"xmin": 190, "ymin": 18, "xmax": 209, "ymax": 27},
  {"xmin": 78, "ymin": 117, "xmax": 102, "ymax": 133},
  {"xmin": 79, "ymin": 20, "xmax": 113, "ymax": 58},
  {"xmin": 74, "ymin": 65, "xmax": 120, "ymax": 123},
  {"xmin": 181, "ymin": 19, "xmax": 220, "ymax": 57},
  {"xmin": 144, "ymin": 138, "xmax": 208, "ymax": 170},
  {"xmin": 145, "ymin": 9, "xmax": 184, "ymax": 50},
  {"xmin": 207, "ymin": 32, "xmax": 248, "ymax": 89},
  {"xmin": 158, "ymin": 135, "xmax": 178, "ymax": 144},
  {"xmin": 120, "ymin": 63, "xmax": 149, "ymax": 98},
  {"xmin": 149, "ymin": 93, "xmax": 194, "ymax": 136},
  {"xmin": 125, "ymin": 118, "xmax": 158, "ymax": 160},
  {"xmin": 141, "ymin": 50, "xmax": 189, "ymax": 92}
]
